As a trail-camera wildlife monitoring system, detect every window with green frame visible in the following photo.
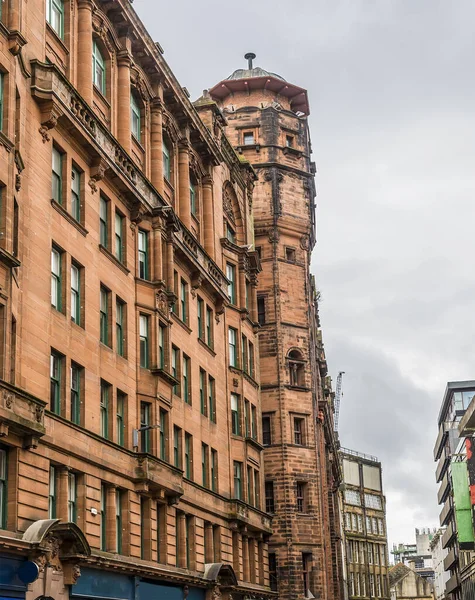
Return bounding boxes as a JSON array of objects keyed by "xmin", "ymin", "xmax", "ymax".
[
  {"xmin": 226, "ymin": 263, "xmax": 236, "ymax": 304},
  {"xmin": 68, "ymin": 472, "xmax": 77, "ymax": 523},
  {"xmin": 50, "ymin": 351, "xmax": 62, "ymax": 415},
  {"xmin": 208, "ymin": 376, "xmax": 216, "ymax": 423},
  {"xmin": 184, "ymin": 433, "xmax": 192, "ymax": 479},
  {"xmin": 211, "ymin": 449, "xmax": 218, "ymax": 493},
  {"xmin": 46, "ymin": 0, "xmax": 64, "ymax": 39},
  {"xmin": 93, "ymin": 40, "xmax": 106, "ymax": 95},
  {"xmin": 201, "ymin": 443, "xmax": 209, "ymax": 488},
  {"xmin": 116, "ymin": 298, "xmax": 125, "ymax": 357},
  {"xmin": 116, "ymin": 390, "xmax": 125, "ymax": 447},
  {"xmin": 52, "ymin": 146, "xmax": 62, "ymax": 204},
  {"xmin": 99, "ymin": 195, "xmax": 108, "ymax": 247},
  {"xmin": 140, "ymin": 402, "xmax": 150, "ymax": 453},
  {"xmin": 71, "ymin": 262, "xmax": 81, "ymax": 325},
  {"xmin": 171, "ymin": 345, "xmax": 179, "ymax": 396},
  {"xmin": 48, "ymin": 465, "xmax": 57, "ymax": 518},
  {"xmin": 231, "ymin": 393, "xmax": 240, "ymax": 435},
  {"xmin": 51, "ymin": 246, "xmax": 62, "ymax": 311},
  {"xmin": 159, "ymin": 408, "xmax": 167, "ymax": 461},
  {"xmin": 206, "ymin": 306, "xmax": 213, "ymax": 349},
  {"xmin": 131, "ymin": 93, "xmax": 141, "ymax": 141},
  {"xmin": 173, "ymin": 426, "xmax": 181, "ymax": 468},
  {"xmin": 116, "ymin": 490, "xmax": 122, "ymax": 554},
  {"xmin": 163, "ymin": 139, "xmax": 171, "ymax": 180},
  {"xmin": 0, "ymin": 73, "xmax": 3, "ymax": 133},
  {"xmin": 100, "ymin": 286, "xmax": 109, "ymax": 346},
  {"xmin": 139, "ymin": 314, "xmax": 149, "ymax": 368},
  {"xmin": 233, "ymin": 461, "xmax": 242, "ymax": 500},
  {"xmin": 180, "ymin": 278, "xmax": 187, "ymax": 322},
  {"xmin": 183, "ymin": 355, "xmax": 190, "ymax": 404},
  {"xmin": 197, "ymin": 297, "xmax": 204, "ymax": 340},
  {"xmin": 0, "ymin": 446, "xmax": 7, "ymax": 528},
  {"xmin": 138, "ymin": 230, "xmax": 148, "ymax": 279},
  {"xmin": 70, "ymin": 362, "xmax": 81, "ymax": 425},
  {"xmin": 100, "ymin": 380, "xmax": 110, "ymax": 439},
  {"xmin": 115, "ymin": 211, "xmax": 124, "ymax": 263},
  {"xmin": 100, "ymin": 484, "xmax": 106, "ymax": 550},
  {"xmin": 71, "ymin": 166, "xmax": 81, "ymax": 222},
  {"xmin": 199, "ymin": 369, "xmax": 206, "ymax": 416},
  {"xmin": 158, "ymin": 323, "xmax": 165, "ymax": 369},
  {"xmin": 190, "ymin": 180, "xmax": 196, "ymax": 216}
]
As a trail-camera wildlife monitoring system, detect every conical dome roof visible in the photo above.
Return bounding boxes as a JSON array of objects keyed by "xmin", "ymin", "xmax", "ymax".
[{"xmin": 226, "ymin": 66, "xmax": 285, "ymax": 82}]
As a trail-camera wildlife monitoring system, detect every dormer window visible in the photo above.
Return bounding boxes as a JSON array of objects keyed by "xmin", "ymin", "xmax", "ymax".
[
  {"xmin": 131, "ymin": 93, "xmax": 141, "ymax": 142},
  {"xmin": 46, "ymin": 0, "xmax": 64, "ymax": 39},
  {"xmin": 243, "ymin": 131, "xmax": 255, "ymax": 146},
  {"xmin": 93, "ymin": 41, "xmax": 106, "ymax": 95}
]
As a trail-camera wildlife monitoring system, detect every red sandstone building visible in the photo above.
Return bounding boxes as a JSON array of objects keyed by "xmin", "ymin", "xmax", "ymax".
[{"xmin": 0, "ymin": 1, "xmax": 342, "ymax": 599}]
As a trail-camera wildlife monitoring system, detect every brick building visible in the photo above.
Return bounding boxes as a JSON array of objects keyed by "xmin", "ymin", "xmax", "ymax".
[
  {"xmin": 0, "ymin": 2, "xmax": 273, "ymax": 600},
  {"xmin": 208, "ymin": 54, "xmax": 344, "ymax": 600}
]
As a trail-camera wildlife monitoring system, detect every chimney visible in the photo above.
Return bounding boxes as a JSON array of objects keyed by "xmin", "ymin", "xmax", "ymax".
[{"xmin": 244, "ymin": 52, "xmax": 256, "ymax": 70}]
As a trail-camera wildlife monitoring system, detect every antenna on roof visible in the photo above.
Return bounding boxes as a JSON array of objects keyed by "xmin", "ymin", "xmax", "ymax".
[{"xmin": 244, "ymin": 53, "xmax": 256, "ymax": 69}]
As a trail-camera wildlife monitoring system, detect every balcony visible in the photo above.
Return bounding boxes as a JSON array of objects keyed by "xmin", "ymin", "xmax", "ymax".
[
  {"xmin": 445, "ymin": 573, "xmax": 460, "ymax": 595},
  {"xmin": 438, "ymin": 472, "xmax": 451, "ymax": 505},
  {"xmin": 133, "ymin": 454, "xmax": 183, "ymax": 503},
  {"xmin": 228, "ymin": 500, "xmax": 272, "ymax": 534},
  {"xmin": 0, "ymin": 381, "xmax": 46, "ymax": 448},
  {"xmin": 440, "ymin": 496, "xmax": 454, "ymax": 527},
  {"xmin": 434, "ymin": 423, "xmax": 448, "ymax": 461},
  {"xmin": 444, "ymin": 547, "xmax": 458, "ymax": 572},
  {"xmin": 460, "ymin": 394, "xmax": 475, "ymax": 436},
  {"xmin": 436, "ymin": 449, "xmax": 451, "ymax": 483},
  {"xmin": 442, "ymin": 521, "xmax": 456, "ymax": 549}
]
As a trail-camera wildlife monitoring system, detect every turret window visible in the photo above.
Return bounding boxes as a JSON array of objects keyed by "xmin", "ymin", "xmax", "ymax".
[
  {"xmin": 243, "ymin": 131, "xmax": 255, "ymax": 145},
  {"xmin": 288, "ymin": 349, "xmax": 305, "ymax": 387}
]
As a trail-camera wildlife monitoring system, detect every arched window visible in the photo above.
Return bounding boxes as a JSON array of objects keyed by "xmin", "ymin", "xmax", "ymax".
[
  {"xmin": 46, "ymin": 0, "xmax": 64, "ymax": 39},
  {"xmin": 93, "ymin": 41, "xmax": 106, "ymax": 95},
  {"xmin": 131, "ymin": 92, "xmax": 141, "ymax": 141},
  {"xmin": 288, "ymin": 349, "xmax": 305, "ymax": 387}
]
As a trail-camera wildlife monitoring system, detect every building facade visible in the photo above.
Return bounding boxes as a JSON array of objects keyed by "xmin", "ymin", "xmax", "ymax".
[
  {"xmin": 392, "ymin": 529, "xmax": 437, "ymax": 582},
  {"xmin": 207, "ymin": 55, "xmax": 344, "ymax": 600},
  {"xmin": 0, "ymin": 2, "xmax": 273, "ymax": 600},
  {"xmin": 389, "ymin": 564, "xmax": 433, "ymax": 600},
  {"xmin": 340, "ymin": 448, "xmax": 390, "ymax": 600},
  {"xmin": 434, "ymin": 381, "xmax": 475, "ymax": 600},
  {"xmin": 430, "ymin": 529, "xmax": 449, "ymax": 600}
]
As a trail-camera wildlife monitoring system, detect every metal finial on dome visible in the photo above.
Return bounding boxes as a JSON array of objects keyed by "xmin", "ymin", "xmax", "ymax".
[{"xmin": 244, "ymin": 53, "xmax": 256, "ymax": 70}]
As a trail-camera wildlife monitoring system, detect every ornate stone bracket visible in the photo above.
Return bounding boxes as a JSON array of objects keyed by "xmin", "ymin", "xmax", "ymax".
[
  {"xmin": 190, "ymin": 272, "xmax": 204, "ymax": 298},
  {"xmin": 39, "ymin": 105, "xmax": 63, "ymax": 143},
  {"xmin": 88, "ymin": 157, "xmax": 108, "ymax": 193}
]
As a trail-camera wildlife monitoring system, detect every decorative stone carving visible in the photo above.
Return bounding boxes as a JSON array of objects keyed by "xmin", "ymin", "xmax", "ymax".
[
  {"xmin": 88, "ymin": 158, "xmax": 107, "ymax": 193},
  {"xmin": 3, "ymin": 390, "xmax": 13, "ymax": 409},
  {"xmin": 212, "ymin": 586, "xmax": 222, "ymax": 600},
  {"xmin": 190, "ymin": 272, "xmax": 203, "ymax": 298},
  {"xmin": 268, "ymin": 229, "xmax": 280, "ymax": 244},
  {"xmin": 300, "ymin": 235, "xmax": 310, "ymax": 251},
  {"xmin": 63, "ymin": 563, "xmax": 81, "ymax": 585},
  {"xmin": 39, "ymin": 106, "xmax": 62, "ymax": 143},
  {"xmin": 156, "ymin": 291, "xmax": 169, "ymax": 315},
  {"xmin": 35, "ymin": 404, "xmax": 44, "ymax": 423}
]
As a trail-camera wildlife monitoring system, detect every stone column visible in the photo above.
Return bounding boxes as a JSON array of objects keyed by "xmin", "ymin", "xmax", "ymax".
[
  {"xmin": 177, "ymin": 140, "xmax": 191, "ymax": 229},
  {"xmin": 242, "ymin": 534, "xmax": 250, "ymax": 582},
  {"xmin": 250, "ymin": 280, "xmax": 258, "ymax": 323},
  {"xmin": 57, "ymin": 467, "xmax": 70, "ymax": 522},
  {"xmin": 177, "ymin": 511, "xmax": 187, "ymax": 568},
  {"xmin": 77, "ymin": 0, "xmax": 93, "ymax": 105},
  {"xmin": 117, "ymin": 51, "xmax": 131, "ymax": 153},
  {"xmin": 239, "ymin": 264, "xmax": 247, "ymax": 310},
  {"xmin": 232, "ymin": 531, "xmax": 241, "ymax": 578},
  {"xmin": 150, "ymin": 98, "xmax": 164, "ymax": 195},
  {"xmin": 106, "ymin": 485, "xmax": 117, "ymax": 552},
  {"xmin": 204, "ymin": 522, "xmax": 213, "ymax": 563},
  {"xmin": 151, "ymin": 220, "xmax": 163, "ymax": 282},
  {"xmin": 202, "ymin": 175, "xmax": 215, "ymax": 259},
  {"xmin": 9, "ymin": 0, "xmax": 20, "ymax": 31}
]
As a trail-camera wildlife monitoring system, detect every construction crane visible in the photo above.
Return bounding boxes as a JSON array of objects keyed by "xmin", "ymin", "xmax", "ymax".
[{"xmin": 334, "ymin": 371, "xmax": 345, "ymax": 432}]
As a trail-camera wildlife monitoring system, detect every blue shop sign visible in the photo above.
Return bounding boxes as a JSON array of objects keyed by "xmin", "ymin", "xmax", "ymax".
[
  {"xmin": 71, "ymin": 568, "xmax": 134, "ymax": 600},
  {"xmin": 139, "ymin": 581, "xmax": 205, "ymax": 600},
  {"xmin": 0, "ymin": 556, "xmax": 27, "ymax": 599}
]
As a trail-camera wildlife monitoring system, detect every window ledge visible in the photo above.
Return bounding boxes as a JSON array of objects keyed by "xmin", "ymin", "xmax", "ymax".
[
  {"xmin": 0, "ymin": 247, "xmax": 20, "ymax": 269},
  {"xmin": 285, "ymin": 384, "xmax": 311, "ymax": 392},
  {"xmin": 93, "ymin": 85, "xmax": 111, "ymax": 108},
  {"xmin": 99, "ymin": 244, "xmax": 130, "ymax": 276},
  {"xmin": 245, "ymin": 436, "xmax": 263, "ymax": 451},
  {"xmin": 99, "ymin": 341, "xmax": 112, "ymax": 352},
  {"xmin": 229, "ymin": 365, "xmax": 241, "ymax": 375},
  {"xmin": 0, "ymin": 130, "xmax": 14, "ymax": 153},
  {"xmin": 51, "ymin": 200, "xmax": 88, "ymax": 237},
  {"xmin": 198, "ymin": 337, "xmax": 216, "ymax": 357},
  {"xmin": 46, "ymin": 22, "xmax": 69, "ymax": 54},
  {"xmin": 132, "ymin": 134, "xmax": 145, "ymax": 153},
  {"xmin": 170, "ymin": 312, "xmax": 191, "ymax": 334},
  {"xmin": 237, "ymin": 144, "xmax": 260, "ymax": 153},
  {"xmin": 150, "ymin": 367, "xmax": 179, "ymax": 387},
  {"xmin": 71, "ymin": 319, "xmax": 85, "ymax": 332},
  {"xmin": 243, "ymin": 372, "xmax": 259, "ymax": 389}
]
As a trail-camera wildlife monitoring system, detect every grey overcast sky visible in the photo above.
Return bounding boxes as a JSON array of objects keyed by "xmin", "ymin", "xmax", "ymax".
[{"xmin": 134, "ymin": 0, "xmax": 475, "ymax": 553}]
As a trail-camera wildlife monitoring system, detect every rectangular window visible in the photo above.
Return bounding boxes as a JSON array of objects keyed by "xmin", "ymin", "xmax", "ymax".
[
  {"xmin": 265, "ymin": 481, "xmax": 275, "ymax": 513},
  {"xmin": 93, "ymin": 41, "xmax": 105, "ymax": 95},
  {"xmin": 231, "ymin": 393, "xmax": 240, "ymax": 435},
  {"xmin": 116, "ymin": 299, "xmax": 125, "ymax": 357},
  {"xmin": 50, "ymin": 351, "xmax": 62, "ymax": 415},
  {"xmin": 254, "ymin": 470, "xmax": 260, "ymax": 509},
  {"xmin": 100, "ymin": 286, "xmax": 110, "ymax": 346},
  {"xmin": 257, "ymin": 296, "xmax": 266, "ymax": 325},
  {"xmin": 286, "ymin": 135, "xmax": 293, "ymax": 148},
  {"xmin": 71, "ymin": 166, "xmax": 81, "ymax": 221},
  {"xmin": 115, "ymin": 211, "xmax": 124, "ymax": 263},
  {"xmin": 378, "ymin": 518, "xmax": 384, "ymax": 535},
  {"xmin": 70, "ymin": 362, "xmax": 81, "ymax": 425},
  {"xmin": 48, "ymin": 465, "xmax": 57, "ymax": 518},
  {"xmin": 131, "ymin": 94, "xmax": 141, "ymax": 141},
  {"xmin": 46, "ymin": 0, "xmax": 64, "ymax": 38},
  {"xmin": 138, "ymin": 230, "xmax": 148, "ymax": 279},
  {"xmin": 159, "ymin": 409, "xmax": 167, "ymax": 461},
  {"xmin": 163, "ymin": 140, "xmax": 171, "ymax": 181},
  {"xmin": 116, "ymin": 391, "xmax": 125, "ymax": 447},
  {"xmin": 241, "ymin": 335, "xmax": 248, "ymax": 373},
  {"xmin": 99, "ymin": 195, "xmax": 108, "ymax": 247},
  {"xmin": 202, "ymin": 443, "xmax": 209, "ymax": 488},
  {"xmin": 185, "ymin": 432, "xmax": 192, "ymax": 479},
  {"xmin": 52, "ymin": 146, "xmax": 63, "ymax": 203},
  {"xmin": 158, "ymin": 323, "xmax": 166, "ymax": 369},
  {"xmin": 115, "ymin": 490, "xmax": 122, "ymax": 554},
  {"xmin": 199, "ymin": 369, "xmax": 206, "ymax": 416},
  {"xmin": 51, "ymin": 247, "xmax": 62, "ymax": 311},
  {"xmin": 208, "ymin": 376, "xmax": 216, "ymax": 423},
  {"xmin": 197, "ymin": 297, "xmax": 204, "ymax": 340},
  {"xmin": 139, "ymin": 314, "xmax": 149, "ymax": 368},
  {"xmin": 269, "ymin": 553, "xmax": 278, "ymax": 592},
  {"xmin": 302, "ymin": 553, "xmax": 312, "ymax": 596},
  {"xmin": 366, "ymin": 516, "xmax": 372, "ymax": 533},
  {"xmin": 233, "ymin": 461, "xmax": 242, "ymax": 500},
  {"xmin": 71, "ymin": 262, "xmax": 81, "ymax": 325},
  {"xmin": 172, "ymin": 345, "xmax": 179, "ymax": 395},
  {"xmin": 183, "ymin": 355, "xmax": 190, "ymax": 404},
  {"xmin": 262, "ymin": 415, "xmax": 271, "ymax": 445},
  {"xmin": 226, "ymin": 263, "xmax": 236, "ymax": 304},
  {"xmin": 249, "ymin": 342, "xmax": 254, "ymax": 378},
  {"xmin": 100, "ymin": 484, "xmax": 106, "ymax": 551},
  {"xmin": 0, "ymin": 75, "xmax": 3, "ymax": 132},
  {"xmin": 0, "ymin": 447, "xmax": 7, "ymax": 528},
  {"xmin": 294, "ymin": 417, "xmax": 304, "ymax": 445},
  {"xmin": 243, "ymin": 131, "xmax": 255, "ymax": 145},
  {"xmin": 251, "ymin": 405, "xmax": 257, "ymax": 440},
  {"xmin": 190, "ymin": 182, "xmax": 196, "ymax": 216},
  {"xmin": 173, "ymin": 426, "xmax": 181, "ymax": 468},
  {"xmin": 244, "ymin": 400, "xmax": 250, "ymax": 437},
  {"xmin": 247, "ymin": 466, "xmax": 253, "ymax": 505},
  {"xmin": 228, "ymin": 327, "xmax": 237, "ymax": 367},
  {"xmin": 68, "ymin": 472, "xmax": 77, "ymax": 523},
  {"xmin": 206, "ymin": 306, "xmax": 213, "ymax": 348},
  {"xmin": 358, "ymin": 514, "xmax": 364, "ymax": 532},
  {"xmin": 180, "ymin": 279, "xmax": 188, "ymax": 322},
  {"xmin": 226, "ymin": 223, "xmax": 235, "ymax": 243},
  {"xmin": 140, "ymin": 402, "xmax": 151, "ymax": 453},
  {"xmin": 100, "ymin": 380, "xmax": 110, "ymax": 439},
  {"xmin": 352, "ymin": 513, "xmax": 358, "ymax": 531},
  {"xmin": 172, "ymin": 271, "xmax": 178, "ymax": 315},
  {"xmin": 296, "ymin": 482, "xmax": 305, "ymax": 512},
  {"xmin": 211, "ymin": 449, "xmax": 218, "ymax": 493}
]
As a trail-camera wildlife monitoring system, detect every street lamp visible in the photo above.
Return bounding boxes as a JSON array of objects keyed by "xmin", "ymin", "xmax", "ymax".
[{"xmin": 132, "ymin": 424, "xmax": 161, "ymax": 452}]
